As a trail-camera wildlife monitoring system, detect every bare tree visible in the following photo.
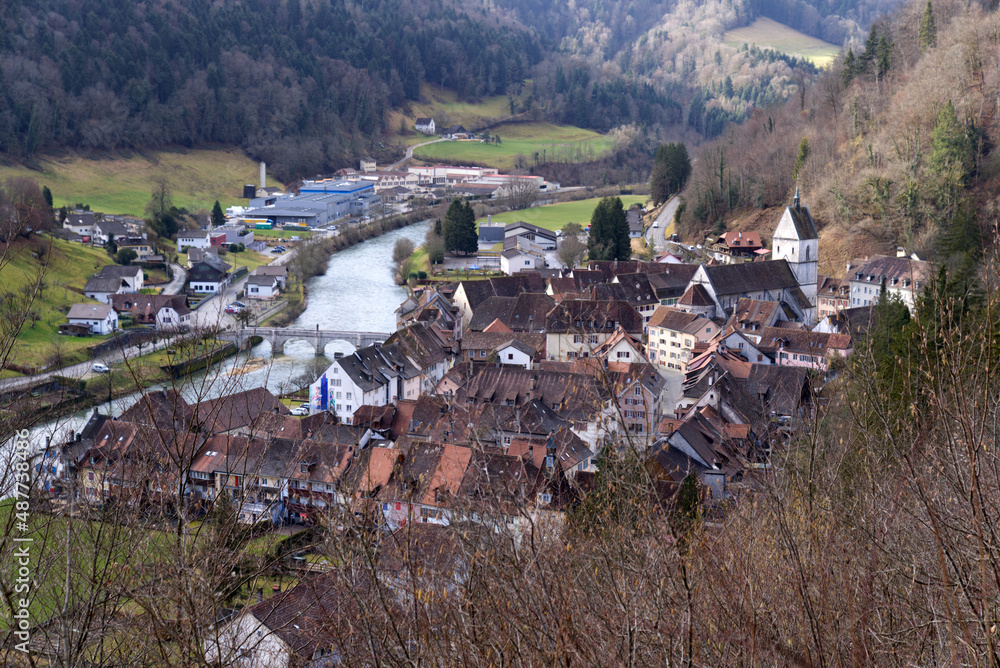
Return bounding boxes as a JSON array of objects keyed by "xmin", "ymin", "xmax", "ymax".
[
  {"xmin": 557, "ymin": 235, "xmax": 587, "ymax": 269},
  {"xmin": 498, "ymin": 177, "xmax": 539, "ymax": 212}
]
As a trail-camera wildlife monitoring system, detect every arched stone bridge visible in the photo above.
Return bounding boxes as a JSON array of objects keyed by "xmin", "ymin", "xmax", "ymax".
[{"xmin": 224, "ymin": 326, "xmax": 390, "ymax": 355}]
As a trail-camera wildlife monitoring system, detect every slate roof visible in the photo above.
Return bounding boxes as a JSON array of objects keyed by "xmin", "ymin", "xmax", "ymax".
[
  {"xmin": 179, "ymin": 230, "xmax": 211, "ymax": 239},
  {"xmin": 745, "ymin": 364, "xmax": 811, "ymax": 417},
  {"xmin": 97, "ymin": 265, "xmax": 142, "ymax": 279},
  {"xmin": 468, "ymin": 292, "xmax": 554, "ymax": 332},
  {"xmin": 703, "ymin": 260, "xmax": 800, "ymax": 295},
  {"xmin": 94, "ymin": 220, "xmax": 128, "ymax": 236},
  {"xmin": 415, "ymin": 117, "xmax": 433, "ymax": 125},
  {"xmin": 456, "ymin": 367, "xmax": 606, "ymax": 420},
  {"xmin": 252, "ymin": 265, "xmax": 288, "ymax": 277},
  {"xmin": 336, "ymin": 343, "xmax": 421, "ymax": 392},
  {"xmin": 65, "ymin": 211, "xmax": 96, "ymax": 227},
  {"xmin": 385, "ymin": 322, "xmax": 450, "ymax": 369},
  {"xmin": 592, "ymin": 273, "xmax": 657, "ymax": 306},
  {"xmin": 84, "ymin": 276, "xmax": 127, "ymax": 293},
  {"xmin": 783, "ymin": 202, "xmax": 818, "ymax": 240},
  {"xmin": 246, "ymin": 274, "xmax": 277, "ymax": 286},
  {"xmin": 544, "ymin": 299, "xmax": 644, "ymax": 335},
  {"xmin": 506, "ymin": 221, "xmax": 556, "ymax": 240},
  {"xmin": 187, "ymin": 248, "xmax": 219, "ymax": 263},
  {"xmin": 67, "ymin": 303, "xmax": 113, "ymax": 320}
]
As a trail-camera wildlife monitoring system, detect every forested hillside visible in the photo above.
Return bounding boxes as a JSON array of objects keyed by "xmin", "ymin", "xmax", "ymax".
[
  {"xmin": 0, "ymin": 0, "xmax": 540, "ymax": 180},
  {"xmin": 677, "ymin": 0, "xmax": 1000, "ymax": 274}
]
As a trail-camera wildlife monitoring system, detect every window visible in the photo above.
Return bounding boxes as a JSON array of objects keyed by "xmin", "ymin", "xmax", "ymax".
[
  {"xmin": 346, "ymin": 392, "xmax": 352, "ymax": 399},
  {"xmin": 469, "ymin": 351, "xmax": 475, "ymax": 357},
  {"xmin": 508, "ymin": 353, "xmax": 514, "ymax": 360},
  {"xmin": 480, "ymin": 350, "xmax": 487, "ymax": 357},
  {"xmin": 346, "ymin": 405, "xmax": 352, "ymax": 412},
  {"xmin": 634, "ymin": 386, "xmax": 641, "ymax": 396},
  {"xmin": 589, "ymin": 334, "xmax": 598, "ymax": 344},
  {"xmin": 88, "ymin": 472, "xmax": 94, "ymax": 481},
  {"xmin": 573, "ymin": 334, "xmax": 584, "ymax": 343},
  {"xmin": 332, "ymin": 378, "xmax": 341, "ymax": 386},
  {"xmin": 336, "ymin": 392, "xmax": 342, "ymax": 399}
]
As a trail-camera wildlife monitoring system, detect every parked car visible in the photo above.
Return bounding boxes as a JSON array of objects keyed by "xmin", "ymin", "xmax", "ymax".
[
  {"xmin": 290, "ymin": 406, "xmax": 309, "ymax": 416},
  {"xmin": 300, "ymin": 402, "xmax": 311, "ymax": 409},
  {"xmin": 225, "ymin": 304, "xmax": 242, "ymax": 314},
  {"xmin": 92, "ymin": 363, "xmax": 110, "ymax": 374},
  {"xmin": 270, "ymin": 247, "xmax": 283, "ymax": 253},
  {"xmin": 652, "ymin": 221, "xmax": 659, "ymax": 228},
  {"xmin": 232, "ymin": 301, "xmax": 246, "ymax": 308}
]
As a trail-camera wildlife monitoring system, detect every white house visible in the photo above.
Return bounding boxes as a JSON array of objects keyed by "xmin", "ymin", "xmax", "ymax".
[
  {"xmin": 246, "ymin": 274, "xmax": 279, "ymax": 299},
  {"xmin": 66, "ymin": 304, "xmax": 118, "ymax": 335},
  {"xmin": 250, "ymin": 265, "xmax": 287, "ymax": 288},
  {"xmin": 177, "ymin": 230, "xmax": 211, "ymax": 251},
  {"xmin": 83, "ymin": 266, "xmax": 143, "ymax": 304},
  {"xmin": 495, "ymin": 340, "xmax": 535, "ymax": 369},
  {"xmin": 500, "ymin": 247, "xmax": 545, "ymax": 275},
  {"xmin": 90, "ymin": 220, "xmax": 129, "ymax": 245},
  {"xmin": 63, "ymin": 211, "xmax": 96, "ymax": 236},
  {"xmin": 848, "ymin": 254, "xmax": 932, "ymax": 313},
  {"xmin": 309, "ymin": 344, "xmax": 420, "ymax": 424},
  {"xmin": 415, "ymin": 117, "xmax": 436, "ymax": 134}
]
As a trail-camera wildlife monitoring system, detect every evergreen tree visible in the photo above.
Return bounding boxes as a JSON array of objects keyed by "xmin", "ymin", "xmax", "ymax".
[
  {"xmin": 41, "ymin": 185, "xmax": 53, "ymax": 208},
  {"xmin": 919, "ymin": 1, "xmax": 937, "ymax": 52},
  {"xmin": 650, "ymin": 143, "xmax": 692, "ymax": 204},
  {"xmin": 443, "ymin": 199, "xmax": 477, "ymax": 255},
  {"xmin": 792, "ymin": 137, "xmax": 811, "ymax": 181},
  {"xmin": 876, "ymin": 33, "xmax": 893, "ymax": 78},
  {"xmin": 841, "ymin": 48, "xmax": 856, "ymax": 87},
  {"xmin": 672, "ymin": 474, "xmax": 700, "ymax": 537},
  {"xmin": 859, "ymin": 25, "xmax": 879, "ymax": 72},
  {"xmin": 929, "ymin": 100, "xmax": 974, "ymax": 181},
  {"xmin": 587, "ymin": 196, "xmax": 631, "ymax": 261},
  {"xmin": 211, "ymin": 200, "xmax": 226, "ymax": 228}
]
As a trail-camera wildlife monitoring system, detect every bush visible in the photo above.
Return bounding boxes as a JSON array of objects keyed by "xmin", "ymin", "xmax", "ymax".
[{"xmin": 417, "ymin": 271, "xmax": 427, "ymax": 279}]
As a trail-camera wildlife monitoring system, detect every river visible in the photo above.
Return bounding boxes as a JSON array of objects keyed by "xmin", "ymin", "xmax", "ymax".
[{"xmin": 28, "ymin": 220, "xmax": 432, "ymax": 446}]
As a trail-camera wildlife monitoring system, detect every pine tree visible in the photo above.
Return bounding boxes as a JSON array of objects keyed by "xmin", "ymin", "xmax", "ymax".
[
  {"xmin": 42, "ymin": 186, "xmax": 53, "ymax": 208},
  {"xmin": 443, "ymin": 199, "xmax": 477, "ymax": 255},
  {"xmin": 919, "ymin": 1, "xmax": 937, "ymax": 52},
  {"xmin": 211, "ymin": 200, "xmax": 226, "ymax": 228},
  {"xmin": 792, "ymin": 137, "xmax": 811, "ymax": 181},
  {"xmin": 842, "ymin": 48, "xmax": 856, "ymax": 87},
  {"xmin": 587, "ymin": 197, "xmax": 631, "ymax": 261},
  {"xmin": 859, "ymin": 25, "xmax": 879, "ymax": 72},
  {"xmin": 650, "ymin": 143, "xmax": 692, "ymax": 205},
  {"xmin": 876, "ymin": 33, "xmax": 893, "ymax": 78},
  {"xmin": 930, "ymin": 100, "xmax": 974, "ymax": 181}
]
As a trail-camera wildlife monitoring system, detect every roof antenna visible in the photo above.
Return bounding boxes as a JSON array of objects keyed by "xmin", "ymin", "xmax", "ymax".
[{"xmin": 793, "ymin": 181, "xmax": 800, "ymax": 211}]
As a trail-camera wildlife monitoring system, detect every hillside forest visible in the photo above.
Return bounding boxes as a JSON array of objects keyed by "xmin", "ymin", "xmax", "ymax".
[
  {"xmin": 676, "ymin": 0, "xmax": 1000, "ymax": 274},
  {"xmin": 0, "ymin": 0, "xmax": 912, "ymax": 182}
]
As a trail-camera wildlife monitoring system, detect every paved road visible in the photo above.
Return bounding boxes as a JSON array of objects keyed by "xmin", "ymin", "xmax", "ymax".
[
  {"xmin": 161, "ymin": 263, "xmax": 186, "ymax": 295},
  {"xmin": 386, "ymin": 138, "xmax": 447, "ymax": 171},
  {"xmin": 0, "ymin": 246, "xmax": 303, "ymax": 394},
  {"xmin": 645, "ymin": 196, "xmax": 680, "ymax": 250}
]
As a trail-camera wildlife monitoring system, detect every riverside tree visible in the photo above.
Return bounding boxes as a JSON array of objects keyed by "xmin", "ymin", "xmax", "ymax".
[
  {"xmin": 587, "ymin": 196, "xmax": 631, "ymax": 261},
  {"xmin": 443, "ymin": 199, "xmax": 477, "ymax": 255}
]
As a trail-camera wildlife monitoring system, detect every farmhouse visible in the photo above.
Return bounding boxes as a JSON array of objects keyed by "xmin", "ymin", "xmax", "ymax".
[
  {"xmin": 188, "ymin": 255, "xmax": 231, "ymax": 293},
  {"xmin": 415, "ymin": 117, "xmax": 436, "ymax": 134},
  {"xmin": 110, "ymin": 294, "xmax": 192, "ymax": 331}
]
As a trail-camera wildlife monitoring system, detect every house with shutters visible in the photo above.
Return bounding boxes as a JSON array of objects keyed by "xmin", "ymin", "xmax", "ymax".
[
  {"xmin": 646, "ymin": 306, "xmax": 717, "ymax": 372},
  {"xmin": 188, "ymin": 255, "xmax": 231, "ymax": 293},
  {"xmin": 544, "ymin": 299, "xmax": 644, "ymax": 362}
]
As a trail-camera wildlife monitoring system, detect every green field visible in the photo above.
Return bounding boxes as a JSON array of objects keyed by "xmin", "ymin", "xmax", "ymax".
[
  {"xmin": 477, "ymin": 195, "xmax": 648, "ymax": 232},
  {"xmin": 388, "ymin": 82, "xmax": 529, "ymax": 144},
  {"xmin": 5, "ymin": 236, "xmax": 118, "ymax": 368},
  {"xmin": 724, "ymin": 17, "xmax": 840, "ymax": 67},
  {"xmin": 0, "ymin": 147, "xmax": 283, "ymax": 216},
  {"xmin": 413, "ymin": 122, "xmax": 614, "ymax": 170},
  {"xmin": 250, "ymin": 228, "xmax": 312, "ymax": 239}
]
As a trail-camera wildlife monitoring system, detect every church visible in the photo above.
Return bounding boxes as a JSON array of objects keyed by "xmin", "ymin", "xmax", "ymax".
[{"xmin": 678, "ymin": 188, "xmax": 819, "ymax": 325}]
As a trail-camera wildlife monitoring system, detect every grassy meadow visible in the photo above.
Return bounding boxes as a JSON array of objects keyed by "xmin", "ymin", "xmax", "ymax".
[
  {"xmin": 477, "ymin": 195, "xmax": 648, "ymax": 232},
  {"xmin": 0, "ymin": 147, "xmax": 283, "ymax": 216},
  {"xmin": 412, "ymin": 122, "xmax": 613, "ymax": 170},
  {"xmin": 387, "ymin": 82, "xmax": 529, "ymax": 144},
  {"xmin": 724, "ymin": 17, "xmax": 841, "ymax": 67},
  {"xmin": 6, "ymin": 236, "xmax": 117, "ymax": 368}
]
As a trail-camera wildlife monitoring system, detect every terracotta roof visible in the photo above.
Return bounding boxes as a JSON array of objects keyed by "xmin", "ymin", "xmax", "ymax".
[
  {"xmin": 756, "ymin": 327, "xmax": 852, "ymax": 355},
  {"xmin": 647, "ymin": 306, "xmax": 711, "ymax": 333},
  {"xmin": 544, "ymin": 299, "xmax": 643, "ymax": 335},
  {"xmin": 678, "ymin": 284, "xmax": 714, "ymax": 307},
  {"xmin": 716, "ymin": 230, "xmax": 763, "ymax": 249}
]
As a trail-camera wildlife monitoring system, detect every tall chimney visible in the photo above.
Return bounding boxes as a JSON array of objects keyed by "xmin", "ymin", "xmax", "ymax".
[{"xmin": 260, "ymin": 162, "xmax": 266, "ymax": 189}]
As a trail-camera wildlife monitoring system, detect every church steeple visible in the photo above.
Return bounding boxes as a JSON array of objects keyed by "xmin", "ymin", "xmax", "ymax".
[{"xmin": 793, "ymin": 182, "xmax": 800, "ymax": 211}]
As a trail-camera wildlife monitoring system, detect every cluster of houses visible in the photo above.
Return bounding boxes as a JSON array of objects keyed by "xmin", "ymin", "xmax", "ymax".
[{"xmin": 38, "ymin": 192, "xmax": 938, "ymax": 666}]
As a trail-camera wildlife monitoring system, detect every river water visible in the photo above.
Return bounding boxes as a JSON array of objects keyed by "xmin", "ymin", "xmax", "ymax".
[{"xmin": 29, "ymin": 220, "xmax": 431, "ymax": 445}]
